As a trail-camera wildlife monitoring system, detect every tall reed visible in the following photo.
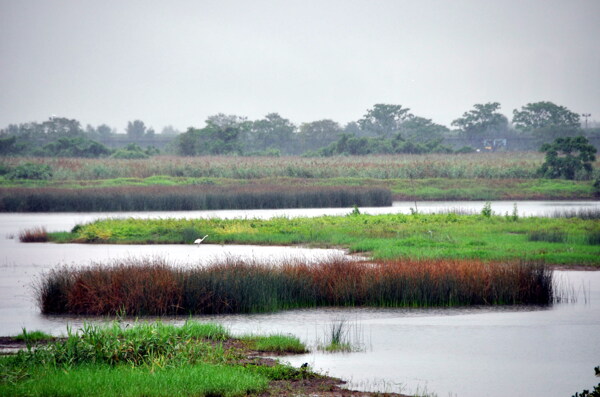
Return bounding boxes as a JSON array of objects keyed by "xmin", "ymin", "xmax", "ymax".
[
  {"xmin": 549, "ymin": 207, "xmax": 600, "ymax": 220},
  {"xmin": 35, "ymin": 256, "xmax": 554, "ymax": 316},
  {"xmin": 18, "ymin": 227, "xmax": 48, "ymax": 242},
  {"xmin": 0, "ymin": 185, "xmax": 391, "ymax": 212}
]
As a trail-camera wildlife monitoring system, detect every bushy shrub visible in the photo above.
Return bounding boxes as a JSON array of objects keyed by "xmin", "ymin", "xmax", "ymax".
[
  {"xmin": 111, "ymin": 144, "xmax": 149, "ymax": 159},
  {"xmin": 7, "ymin": 162, "xmax": 53, "ymax": 180},
  {"xmin": 455, "ymin": 146, "xmax": 476, "ymax": 154},
  {"xmin": 539, "ymin": 136, "xmax": 596, "ymax": 180}
]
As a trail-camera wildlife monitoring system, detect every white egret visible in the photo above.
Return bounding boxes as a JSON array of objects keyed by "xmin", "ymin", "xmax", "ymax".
[{"xmin": 194, "ymin": 235, "xmax": 208, "ymax": 245}]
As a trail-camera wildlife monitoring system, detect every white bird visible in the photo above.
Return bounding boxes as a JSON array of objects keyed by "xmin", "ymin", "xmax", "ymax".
[{"xmin": 194, "ymin": 235, "xmax": 208, "ymax": 245}]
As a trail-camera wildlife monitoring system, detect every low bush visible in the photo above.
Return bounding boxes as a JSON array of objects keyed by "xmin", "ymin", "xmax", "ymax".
[{"xmin": 7, "ymin": 162, "xmax": 53, "ymax": 180}]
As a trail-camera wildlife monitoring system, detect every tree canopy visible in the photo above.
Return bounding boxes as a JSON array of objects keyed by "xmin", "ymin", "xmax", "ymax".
[
  {"xmin": 358, "ymin": 104, "xmax": 413, "ymax": 138},
  {"xmin": 513, "ymin": 101, "xmax": 581, "ymax": 132},
  {"xmin": 451, "ymin": 102, "xmax": 509, "ymax": 140}
]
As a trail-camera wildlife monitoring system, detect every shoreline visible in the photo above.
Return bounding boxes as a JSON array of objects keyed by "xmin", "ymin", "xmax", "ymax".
[{"xmin": 0, "ymin": 335, "xmax": 408, "ymax": 397}]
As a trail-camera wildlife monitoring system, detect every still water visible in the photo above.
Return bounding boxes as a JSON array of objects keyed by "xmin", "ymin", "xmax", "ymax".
[{"xmin": 1, "ymin": 202, "xmax": 599, "ymax": 397}]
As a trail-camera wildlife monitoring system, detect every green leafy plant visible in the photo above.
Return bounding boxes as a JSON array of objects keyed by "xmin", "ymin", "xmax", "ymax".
[
  {"xmin": 539, "ymin": 136, "xmax": 596, "ymax": 180},
  {"xmin": 571, "ymin": 366, "xmax": 600, "ymax": 397},
  {"xmin": 7, "ymin": 162, "xmax": 53, "ymax": 180},
  {"xmin": 481, "ymin": 201, "xmax": 492, "ymax": 217}
]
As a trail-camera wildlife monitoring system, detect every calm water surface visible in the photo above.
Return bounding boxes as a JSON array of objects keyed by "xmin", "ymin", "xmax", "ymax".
[{"xmin": 1, "ymin": 203, "xmax": 599, "ymax": 397}]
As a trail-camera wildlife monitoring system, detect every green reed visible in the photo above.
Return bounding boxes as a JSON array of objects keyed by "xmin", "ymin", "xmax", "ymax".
[{"xmin": 0, "ymin": 185, "xmax": 391, "ymax": 211}]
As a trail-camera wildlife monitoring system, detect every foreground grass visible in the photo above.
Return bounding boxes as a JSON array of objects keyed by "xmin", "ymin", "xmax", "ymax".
[
  {"xmin": 1, "ymin": 363, "xmax": 267, "ymax": 397},
  {"xmin": 0, "ymin": 321, "xmax": 312, "ymax": 397},
  {"xmin": 51, "ymin": 212, "xmax": 600, "ymax": 266}
]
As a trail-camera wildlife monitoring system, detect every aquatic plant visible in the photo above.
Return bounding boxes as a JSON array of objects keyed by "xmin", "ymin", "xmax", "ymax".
[
  {"xmin": 550, "ymin": 207, "xmax": 600, "ymax": 220},
  {"xmin": 18, "ymin": 227, "xmax": 48, "ymax": 242},
  {"xmin": 0, "ymin": 185, "xmax": 391, "ymax": 212},
  {"xmin": 320, "ymin": 320, "xmax": 355, "ymax": 352},
  {"xmin": 35, "ymin": 256, "xmax": 554, "ymax": 316},
  {"xmin": 527, "ymin": 230, "xmax": 567, "ymax": 243}
]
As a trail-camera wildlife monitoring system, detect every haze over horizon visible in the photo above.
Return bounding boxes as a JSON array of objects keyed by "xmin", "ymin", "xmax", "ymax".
[{"xmin": 1, "ymin": 0, "xmax": 599, "ymax": 133}]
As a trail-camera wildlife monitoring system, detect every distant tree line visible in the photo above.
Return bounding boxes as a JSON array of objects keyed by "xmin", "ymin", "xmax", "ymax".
[{"xmin": 1, "ymin": 101, "xmax": 598, "ymax": 159}]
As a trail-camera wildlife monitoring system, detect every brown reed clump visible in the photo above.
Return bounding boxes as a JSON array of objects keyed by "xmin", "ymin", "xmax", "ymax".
[
  {"xmin": 18, "ymin": 226, "xmax": 48, "ymax": 242},
  {"xmin": 35, "ymin": 256, "xmax": 553, "ymax": 316}
]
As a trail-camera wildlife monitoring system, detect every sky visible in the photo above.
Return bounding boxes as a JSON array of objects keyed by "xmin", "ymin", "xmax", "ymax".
[{"xmin": 1, "ymin": 0, "xmax": 599, "ymax": 133}]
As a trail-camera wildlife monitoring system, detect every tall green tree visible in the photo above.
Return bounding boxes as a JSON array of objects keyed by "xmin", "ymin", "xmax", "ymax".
[
  {"xmin": 358, "ymin": 104, "xmax": 412, "ymax": 138},
  {"xmin": 539, "ymin": 136, "xmax": 596, "ymax": 180},
  {"xmin": 176, "ymin": 115, "xmax": 248, "ymax": 156},
  {"xmin": 298, "ymin": 119, "xmax": 342, "ymax": 151},
  {"xmin": 126, "ymin": 120, "xmax": 147, "ymax": 139},
  {"xmin": 249, "ymin": 113, "xmax": 296, "ymax": 153},
  {"xmin": 451, "ymin": 102, "xmax": 509, "ymax": 140},
  {"xmin": 513, "ymin": 101, "xmax": 581, "ymax": 131},
  {"xmin": 399, "ymin": 116, "xmax": 449, "ymax": 143}
]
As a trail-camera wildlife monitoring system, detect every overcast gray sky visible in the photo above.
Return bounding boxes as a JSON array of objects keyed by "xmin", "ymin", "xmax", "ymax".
[{"xmin": 1, "ymin": 0, "xmax": 599, "ymax": 132}]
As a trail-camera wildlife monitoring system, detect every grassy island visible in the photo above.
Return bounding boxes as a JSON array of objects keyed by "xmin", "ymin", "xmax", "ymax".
[{"xmin": 49, "ymin": 212, "xmax": 600, "ymax": 266}]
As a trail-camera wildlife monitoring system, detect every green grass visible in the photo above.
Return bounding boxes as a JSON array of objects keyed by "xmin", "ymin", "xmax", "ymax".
[
  {"xmin": 0, "ymin": 321, "xmax": 311, "ymax": 396},
  {"xmin": 0, "ymin": 363, "xmax": 267, "ymax": 397},
  {"xmin": 13, "ymin": 328, "xmax": 53, "ymax": 343},
  {"xmin": 52, "ymin": 212, "xmax": 600, "ymax": 266},
  {"xmin": 242, "ymin": 334, "xmax": 308, "ymax": 354}
]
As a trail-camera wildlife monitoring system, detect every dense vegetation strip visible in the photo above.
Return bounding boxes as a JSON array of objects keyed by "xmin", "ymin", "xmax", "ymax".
[
  {"xmin": 0, "ymin": 176, "xmax": 595, "ymax": 201},
  {"xmin": 35, "ymin": 257, "xmax": 553, "ymax": 316},
  {"xmin": 50, "ymin": 212, "xmax": 600, "ymax": 266},
  {"xmin": 0, "ymin": 321, "xmax": 324, "ymax": 397},
  {"xmin": 0, "ymin": 185, "xmax": 391, "ymax": 212},
  {"xmin": 2, "ymin": 154, "xmax": 597, "ymax": 210},
  {"xmin": 1, "ymin": 153, "xmax": 577, "ymax": 181}
]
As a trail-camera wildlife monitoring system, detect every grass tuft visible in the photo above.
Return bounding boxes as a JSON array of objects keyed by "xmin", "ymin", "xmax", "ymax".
[
  {"xmin": 18, "ymin": 227, "xmax": 48, "ymax": 242},
  {"xmin": 243, "ymin": 334, "xmax": 307, "ymax": 354},
  {"xmin": 13, "ymin": 328, "xmax": 53, "ymax": 343},
  {"xmin": 322, "ymin": 320, "xmax": 353, "ymax": 352}
]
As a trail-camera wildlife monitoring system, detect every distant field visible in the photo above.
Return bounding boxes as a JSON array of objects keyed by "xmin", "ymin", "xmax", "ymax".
[
  {"xmin": 1, "ymin": 154, "xmax": 598, "ymax": 208},
  {"xmin": 0, "ymin": 153, "xmax": 561, "ymax": 180}
]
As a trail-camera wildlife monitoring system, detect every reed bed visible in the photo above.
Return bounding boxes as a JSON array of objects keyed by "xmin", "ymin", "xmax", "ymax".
[
  {"xmin": 1, "ymin": 153, "xmax": 563, "ymax": 180},
  {"xmin": 36, "ymin": 257, "xmax": 554, "ymax": 316},
  {"xmin": 0, "ymin": 185, "xmax": 391, "ymax": 212},
  {"xmin": 18, "ymin": 226, "xmax": 48, "ymax": 242},
  {"xmin": 527, "ymin": 230, "xmax": 568, "ymax": 243},
  {"xmin": 548, "ymin": 207, "xmax": 600, "ymax": 220}
]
